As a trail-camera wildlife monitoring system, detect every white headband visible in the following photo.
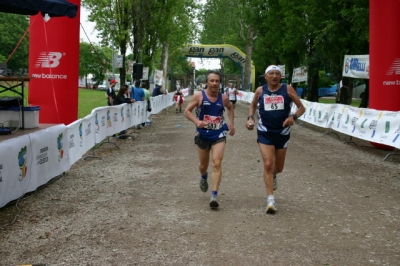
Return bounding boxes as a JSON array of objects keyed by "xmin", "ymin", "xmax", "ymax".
[{"xmin": 265, "ymin": 65, "xmax": 282, "ymax": 74}]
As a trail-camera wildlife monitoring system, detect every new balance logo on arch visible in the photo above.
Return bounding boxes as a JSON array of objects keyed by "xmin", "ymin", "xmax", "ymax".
[
  {"xmin": 385, "ymin": 58, "xmax": 400, "ymax": 75},
  {"xmin": 35, "ymin": 52, "xmax": 63, "ymax": 68}
]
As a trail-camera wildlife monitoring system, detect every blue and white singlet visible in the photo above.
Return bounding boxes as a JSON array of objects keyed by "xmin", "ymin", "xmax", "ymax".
[
  {"xmin": 195, "ymin": 90, "xmax": 228, "ymax": 140},
  {"xmin": 257, "ymin": 83, "xmax": 292, "ymax": 134}
]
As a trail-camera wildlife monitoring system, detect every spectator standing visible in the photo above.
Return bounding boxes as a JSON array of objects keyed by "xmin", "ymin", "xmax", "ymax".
[
  {"xmin": 143, "ymin": 85, "xmax": 152, "ymax": 113},
  {"xmin": 113, "ymin": 84, "xmax": 135, "ymax": 138},
  {"xmin": 152, "ymin": 84, "xmax": 166, "ymax": 97},
  {"xmin": 106, "ymin": 79, "xmax": 117, "ymax": 106},
  {"xmin": 114, "ymin": 84, "xmax": 135, "ymax": 105},
  {"xmin": 131, "ymin": 81, "xmax": 144, "ymax": 102}
]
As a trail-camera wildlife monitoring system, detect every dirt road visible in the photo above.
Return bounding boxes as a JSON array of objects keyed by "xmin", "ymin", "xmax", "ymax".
[{"xmin": 1, "ymin": 99, "xmax": 399, "ymax": 265}]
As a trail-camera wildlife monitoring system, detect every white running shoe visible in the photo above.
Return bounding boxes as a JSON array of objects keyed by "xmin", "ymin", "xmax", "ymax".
[
  {"xmin": 266, "ymin": 197, "xmax": 277, "ymax": 214},
  {"xmin": 209, "ymin": 195, "xmax": 219, "ymax": 209}
]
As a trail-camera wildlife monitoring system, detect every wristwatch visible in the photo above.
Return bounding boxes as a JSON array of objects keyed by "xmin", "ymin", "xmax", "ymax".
[
  {"xmin": 247, "ymin": 116, "xmax": 254, "ymax": 120},
  {"xmin": 291, "ymin": 114, "xmax": 298, "ymax": 120}
]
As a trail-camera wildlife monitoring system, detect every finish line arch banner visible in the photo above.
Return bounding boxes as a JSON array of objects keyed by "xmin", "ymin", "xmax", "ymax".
[
  {"xmin": 369, "ymin": 0, "xmax": 400, "ymax": 112},
  {"xmin": 28, "ymin": 0, "xmax": 81, "ymax": 125},
  {"xmin": 180, "ymin": 44, "xmax": 255, "ymax": 90}
]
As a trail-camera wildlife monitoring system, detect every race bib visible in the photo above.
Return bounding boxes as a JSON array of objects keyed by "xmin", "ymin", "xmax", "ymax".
[
  {"xmin": 264, "ymin": 95, "xmax": 284, "ymax": 111},
  {"xmin": 203, "ymin": 115, "xmax": 222, "ymax": 130}
]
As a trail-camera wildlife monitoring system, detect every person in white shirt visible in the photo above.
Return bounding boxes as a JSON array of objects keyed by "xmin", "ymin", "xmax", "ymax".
[{"xmin": 225, "ymin": 82, "xmax": 238, "ymax": 108}]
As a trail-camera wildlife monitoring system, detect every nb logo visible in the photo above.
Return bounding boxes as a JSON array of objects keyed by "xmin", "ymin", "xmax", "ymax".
[
  {"xmin": 385, "ymin": 58, "xmax": 400, "ymax": 75},
  {"xmin": 35, "ymin": 52, "xmax": 63, "ymax": 68}
]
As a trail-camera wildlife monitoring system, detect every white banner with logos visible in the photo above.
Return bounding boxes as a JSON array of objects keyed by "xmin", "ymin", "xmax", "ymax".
[
  {"xmin": 28, "ymin": 125, "xmax": 70, "ymax": 191},
  {"xmin": 142, "ymin": 67, "xmax": 149, "ymax": 80},
  {"xmin": 342, "ymin": 54, "xmax": 370, "ymax": 79},
  {"xmin": 0, "ymin": 94, "xmax": 175, "ymax": 208},
  {"xmin": 292, "ymin": 66, "xmax": 308, "ymax": 83},
  {"xmin": 237, "ymin": 90, "xmax": 400, "ymax": 150},
  {"xmin": 68, "ymin": 119, "xmax": 84, "ymax": 165},
  {"xmin": 150, "ymin": 93, "xmax": 174, "ymax": 114},
  {"xmin": 113, "ymin": 54, "xmax": 123, "ymax": 68},
  {"xmin": 154, "ymin": 69, "xmax": 164, "ymax": 86},
  {"xmin": 0, "ymin": 135, "xmax": 33, "ymax": 207}
]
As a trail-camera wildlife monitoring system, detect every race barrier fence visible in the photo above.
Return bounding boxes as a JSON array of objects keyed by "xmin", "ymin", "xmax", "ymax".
[
  {"xmin": 1, "ymin": 90, "xmax": 399, "ymax": 208},
  {"xmin": 0, "ymin": 93, "xmax": 174, "ymax": 208},
  {"xmin": 236, "ymin": 90, "xmax": 400, "ymax": 151}
]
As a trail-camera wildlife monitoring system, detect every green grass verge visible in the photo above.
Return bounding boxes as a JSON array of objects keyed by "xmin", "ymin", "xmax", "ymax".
[
  {"xmin": 78, "ymin": 89, "xmax": 108, "ymax": 118},
  {"xmin": 318, "ymin": 98, "xmax": 361, "ymax": 107},
  {"xmin": 0, "ymin": 87, "xmax": 107, "ymax": 119}
]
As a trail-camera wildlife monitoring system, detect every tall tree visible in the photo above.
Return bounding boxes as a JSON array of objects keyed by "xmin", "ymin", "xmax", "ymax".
[
  {"xmin": 0, "ymin": 13, "xmax": 29, "ymax": 74},
  {"xmin": 79, "ymin": 42, "xmax": 111, "ymax": 86},
  {"xmin": 82, "ymin": 0, "xmax": 132, "ymax": 84}
]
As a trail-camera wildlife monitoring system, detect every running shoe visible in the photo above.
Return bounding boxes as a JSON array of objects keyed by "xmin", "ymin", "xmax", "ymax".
[
  {"xmin": 273, "ymin": 175, "xmax": 278, "ymax": 191},
  {"xmin": 200, "ymin": 178, "xmax": 208, "ymax": 192},
  {"xmin": 209, "ymin": 195, "xmax": 219, "ymax": 209},
  {"xmin": 266, "ymin": 197, "xmax": 277, "ymax": 214}
]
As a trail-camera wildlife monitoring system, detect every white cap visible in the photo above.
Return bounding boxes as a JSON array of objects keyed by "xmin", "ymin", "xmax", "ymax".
[{"xmin": 265, "ymin": 65, "xmax": 282, "ymax": 74}]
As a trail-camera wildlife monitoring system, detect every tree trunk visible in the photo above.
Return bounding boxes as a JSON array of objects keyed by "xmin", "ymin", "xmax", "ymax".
[
  {"xmin": 245, "ymin": 40, "xmax": 253, "ymax": 92},
  {"xmin": 307, "ymin": 72, "xmax": 319, "ymax": 102},
  {"xmin": 338, "ymin": 77, "xmax": 353, "ymax": 105},
  {"xmin": 359, "ymin": 80, "xmax": 369, "ymax": 108},
  {"xmin": 161, "ymin": 42, "xmax": 169, "ymax": 91}
]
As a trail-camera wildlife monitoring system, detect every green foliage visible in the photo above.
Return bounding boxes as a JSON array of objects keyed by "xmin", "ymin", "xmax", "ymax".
[
  {"xmin": 83, "ymin": 0, "xmax": 198, "ymax": 82},
  {"xmin": 0, "ymin": 13, "xmax": 29, "ymax": 72},
  {"xmin": 79, "ymin": 42, "xmax": 111, "ymax": 84},
  {"xmin": 81, "ymin": 0, "xmax": 369, "ymax": 104}
]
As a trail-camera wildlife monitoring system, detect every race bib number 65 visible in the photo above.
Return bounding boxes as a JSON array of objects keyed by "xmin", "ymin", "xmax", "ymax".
[
  {"xmin": 203, "ymin": 115, "xmax": 222, "ymax": 129},
  {"xmin": 264, "ymin": 95, "xmax": 284, "ymax": 111}
]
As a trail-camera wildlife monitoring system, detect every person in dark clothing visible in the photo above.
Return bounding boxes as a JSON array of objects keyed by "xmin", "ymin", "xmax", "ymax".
[
  {"xmin": 107, "ymin": 79, "xmax": 117, "ymax": 106},
  {"xmin": 152, "ymin": 84, "xmax": 166, "ymax": 97},
  {"xmin": 113, "ymin": 85, "xmax": 135, "ymax": 138},
  {"xmin": 114, "ymin": 85, "xmax": 135, "ymax": 105}
]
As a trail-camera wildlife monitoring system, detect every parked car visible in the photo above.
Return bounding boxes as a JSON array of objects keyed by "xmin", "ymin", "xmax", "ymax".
[{"xmin": 97, "ymin": 81, "xmax": 107, "ymax": 90}]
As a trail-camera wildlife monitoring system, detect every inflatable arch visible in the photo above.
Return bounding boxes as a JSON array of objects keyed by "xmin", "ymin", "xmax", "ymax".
[{"xmin": 180, "ymin": 44, "xmax": 255, "ymax": 91}]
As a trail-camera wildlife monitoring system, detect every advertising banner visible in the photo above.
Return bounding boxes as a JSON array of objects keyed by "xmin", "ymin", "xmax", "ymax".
[
  {"xmin": 28, "ymin": 0, "xmax": 81, "ymax": 125},
  {"xmin": 28, "ymin": 125, "xmax": 69, "ymax": 190},
  {"xmin": 292, "ymin": 66, "xmax": 308, "ymax": 83},
  {"xmin": 67, "ymin": 119, "xmax": 83, "ymax": 165},
  {"xmin": 142, "ymin": 67, "xmax": 149, "ymax": 80},
  {"xmin": 0, "ymin": 135, "xmax": 33, "ymax": 208},
  {"xmin": 114, "ymin": 55, "xmax": 123, "ymax": 68},
  {"xmin": 154, "ymin": 69, "xmax": 164, "ymax": 86},
  {"xmin": 80, "ymin": 114, "xmax": 96, "ymax": 155},
  {"xmin": 369, "ymin": 0, "xmax": 400, "ymax": 112},
  {"xmin": 342, "ymin": 55, "xmax": 370, "ymax": 79}
]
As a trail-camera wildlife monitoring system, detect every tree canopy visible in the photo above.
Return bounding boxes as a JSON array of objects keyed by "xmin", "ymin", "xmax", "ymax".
[
  {"xmin": 0, "ymin": 13, "xmax": 29, "ymax": 74},
  {"xmin": 0, "ymin": 0, "xmax": 369, "ymax": 105}
]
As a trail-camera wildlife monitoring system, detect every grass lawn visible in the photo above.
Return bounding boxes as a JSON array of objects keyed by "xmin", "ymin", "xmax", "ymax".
[
  {"xmin": 319, "ymin": 97, "xmax": 361, "ymax": 107},
  {"xmin": 78, "ymin": 88, "xmax": 108, "ymax": 118},
  {"xmin": 0, "ymin": 87, "xmax": 107, "ymax": 119}
]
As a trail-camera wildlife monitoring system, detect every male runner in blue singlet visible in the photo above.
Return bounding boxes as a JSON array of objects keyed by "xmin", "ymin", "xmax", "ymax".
[
  {"xmin": 246, "ymin": 65, "xmax": 305, "ymax": 214},
  {"xmin": 184, "ymin": 71, "xmax": 235, "ymax": 209}
]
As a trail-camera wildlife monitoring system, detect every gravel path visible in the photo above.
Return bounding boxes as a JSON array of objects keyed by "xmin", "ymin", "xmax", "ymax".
[{"xmin": 1, "ymin": 98, "xmax": 399, "ymax": 266}]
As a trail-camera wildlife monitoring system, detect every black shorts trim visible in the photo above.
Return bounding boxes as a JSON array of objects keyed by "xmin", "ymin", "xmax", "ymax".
[{"xmin": 195, "ymin": 136, "xmax": 226, "ymax": 150}]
